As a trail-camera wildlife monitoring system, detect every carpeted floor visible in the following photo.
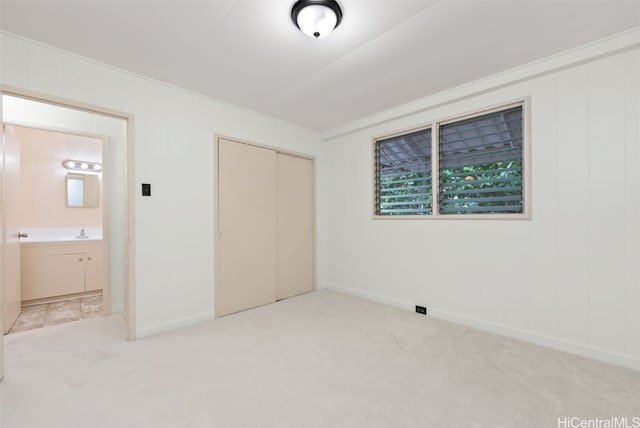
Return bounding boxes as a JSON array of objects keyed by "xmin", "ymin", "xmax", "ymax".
[{"xmin": 1, "ymin": 290, "xmax": 639, "ymax": 428}]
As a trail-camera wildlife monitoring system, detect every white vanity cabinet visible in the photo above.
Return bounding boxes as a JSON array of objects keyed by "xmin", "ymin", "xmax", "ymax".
[
  {"xmin": 21, "ymin": 241, "xmax": 105, "ymax": 301},
  {"xmin": 84, "ymin": 248, "xmax": 105, "ymax": 292}
]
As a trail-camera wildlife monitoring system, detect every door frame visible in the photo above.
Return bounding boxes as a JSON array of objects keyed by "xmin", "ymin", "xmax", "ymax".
[
  {"xmin": 2, "ymin": 124, "xmax": 21, "ymax": 334},
  {"xmin": 213, "ymin": 134, "xmax": 317, "ymax": 317},
  {"xmin": 0, "ymin": 85, "xmax": 136, "ymax": 342}
]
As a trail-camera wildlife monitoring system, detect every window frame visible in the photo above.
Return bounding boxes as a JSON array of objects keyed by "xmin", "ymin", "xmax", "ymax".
[{"xmin": 372, "ymin": 98, "xmax": 531, "ymax": 220}]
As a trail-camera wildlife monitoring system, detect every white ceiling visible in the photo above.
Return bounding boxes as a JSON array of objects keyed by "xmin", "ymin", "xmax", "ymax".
[{"xmin": 2, "ymin": 1, "xmax": 639, "ymax": 131}]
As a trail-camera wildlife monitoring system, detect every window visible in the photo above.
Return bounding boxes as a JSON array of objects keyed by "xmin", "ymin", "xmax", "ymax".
[
  {"xmin": 374, "ymin": 102, "xmax": 527, "ymax": 218},
  {"xmin": 375, "ymin": 128, "xmax": 432, "ymax": 215}
]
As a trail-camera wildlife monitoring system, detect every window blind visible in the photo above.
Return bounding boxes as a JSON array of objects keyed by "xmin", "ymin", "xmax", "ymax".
[
  {"xmin": 438, "ymin": 106, "xmax": 523, "ymax": 214},
  {"xmin": 376, "ymin": 128, "xmax": 432, "ymax": 215}
]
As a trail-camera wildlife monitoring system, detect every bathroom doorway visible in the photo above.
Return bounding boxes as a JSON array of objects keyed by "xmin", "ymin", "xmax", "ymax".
[
  {"xmin": 0, "ymin": 90, "xmax": 135, "ymax": 356},
  {"xmin": 5, "ymin": 125, "xmax": 107, "ymax": 334}
]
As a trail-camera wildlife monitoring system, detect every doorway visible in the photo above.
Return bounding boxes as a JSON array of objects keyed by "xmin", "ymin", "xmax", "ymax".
[
  {"xmin": 0, "ymin": 90, "xmax": 135, "ymax": 379},
  {"xmin": 5, "ymin": 125, "xmax": 107, "ymax": 334}
]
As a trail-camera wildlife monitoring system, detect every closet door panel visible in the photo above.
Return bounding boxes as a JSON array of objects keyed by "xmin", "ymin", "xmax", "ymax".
[
  {"xmin": 218, "ymin": 139, "xmax": 277, "ymax": 316},
  {"xmin": 276, "ymin": 153, "xmax": 314, "ymax": 300}
]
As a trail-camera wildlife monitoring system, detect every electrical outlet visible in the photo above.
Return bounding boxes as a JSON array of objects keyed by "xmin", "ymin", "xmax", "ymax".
[{"xmin": 415, "ymin": 305, "xmax": 427, "ymax": 315}]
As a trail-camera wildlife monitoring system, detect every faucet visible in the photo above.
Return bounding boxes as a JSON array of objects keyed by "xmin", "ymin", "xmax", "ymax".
[{"xmin": 77, "ymin": 229, "xmax": 87, "ymax": 239}]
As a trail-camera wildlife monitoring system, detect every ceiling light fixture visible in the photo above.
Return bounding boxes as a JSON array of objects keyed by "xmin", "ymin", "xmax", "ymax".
[{"xmin": 291, "ymin": 0, "xmax": 342, "ymax": 39}]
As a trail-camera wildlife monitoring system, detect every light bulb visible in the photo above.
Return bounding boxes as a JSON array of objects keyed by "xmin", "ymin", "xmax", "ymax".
[
  {"xmin": 297, "ymin": 5, "xmax": 337, "ymax": 39},
  {"xmin": 80, "ymin": 163, "xmax": 89, "ymax": 169}
]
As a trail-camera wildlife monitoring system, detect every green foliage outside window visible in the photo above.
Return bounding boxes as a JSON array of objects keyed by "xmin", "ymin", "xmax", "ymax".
[
  {"xmin": 439, "ymin": 160, "xmax": 523, "ymax": 214},
  {"xmin": 375, "ymin": 103, "xmax": 525, "ymax": 217},
  {"xmin": 379, "ymin": 172, "xmax": 432, "ymax": 215}
]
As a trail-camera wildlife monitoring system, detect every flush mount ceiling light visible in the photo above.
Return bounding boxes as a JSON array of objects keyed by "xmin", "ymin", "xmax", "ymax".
[{"xmin": 291, "ymin": 0, "xmax": 342, "ymax": 39}]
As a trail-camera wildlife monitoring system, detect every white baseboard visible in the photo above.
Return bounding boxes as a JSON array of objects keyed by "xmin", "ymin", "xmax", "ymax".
[
  {"xmin": 135, "ymin": 311, "xmax": 214, "ymax": 339},
  {"xmin": 325, "ymin": 283, "xmax": 413, "ymax": 311},
  {"xmin": 325, "ymin": 283, "xmax": 640, "ymax": 371}
]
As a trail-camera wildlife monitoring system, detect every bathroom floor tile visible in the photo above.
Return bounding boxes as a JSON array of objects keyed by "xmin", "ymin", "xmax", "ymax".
[
  {"xmin": 20, "ymin": 304, "xmax": 48, "ymax": 317},
  {"xmin": 45, "ymin": 300, "xmax": 82, "ymax": 326},
  {"xmin": 80, "ymin": 295, "xmax": 103, "ymax": 317},
  {"xmin": 9, "ymin": 307, "xmax": 47, "ymax": 333},
  {"xmin": 8, "ymin": 293, "xmax": 103, "ymax": 334}
]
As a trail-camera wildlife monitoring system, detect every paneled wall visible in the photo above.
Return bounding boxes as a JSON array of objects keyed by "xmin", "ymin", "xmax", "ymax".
[
  {"xmin": 3, "ymin": 29, "xmax": 639, "ymax": 369},
  {"xmin": 16, "ymin": 126, "xmax": 102, "ymax": 228},
  {"xmin": 1, "ymin": 32, "xmax": 321, "ymax": 337},
  {"xmin": 319, "ymin": 44, "xmax": 640, "ymax": 369}
]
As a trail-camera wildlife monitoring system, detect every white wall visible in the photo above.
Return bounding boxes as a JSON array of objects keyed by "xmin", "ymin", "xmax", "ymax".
[
  {"xmin": 319, "ymin": 32, "xmax": 640, "ymax": 369},
  {"xmin": 1, "ymin": 32, "xmax": 322, "ymax": 337},
  {"xmin": 16, "ymin": 126, "xmax": 103, "ymax": 228}
]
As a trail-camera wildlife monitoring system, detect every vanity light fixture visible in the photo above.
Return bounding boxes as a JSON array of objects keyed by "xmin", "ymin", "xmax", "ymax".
[
  {"xmin": 63, "ymin": 159, "xmax": 102, "ymax": 172},
  {"xmin": 291, "ymin": 0, "xmax": 342, "ymax": 39}
]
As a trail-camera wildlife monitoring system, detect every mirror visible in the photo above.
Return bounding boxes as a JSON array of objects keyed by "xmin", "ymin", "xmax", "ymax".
[{"xmin": 67, "ymin": 173, "xmax": 99, "ymax": 208}]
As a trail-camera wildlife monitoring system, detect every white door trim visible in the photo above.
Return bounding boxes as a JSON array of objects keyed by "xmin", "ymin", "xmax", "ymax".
[{"xmin": 1, "ymin": 85, "xmax": 136, "ymax": 341}]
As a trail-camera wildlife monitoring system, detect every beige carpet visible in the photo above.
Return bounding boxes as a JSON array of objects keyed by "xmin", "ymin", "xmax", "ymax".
[{"xmin": 1, "ymin": 290, "xmax": 638, "ymax": 428}]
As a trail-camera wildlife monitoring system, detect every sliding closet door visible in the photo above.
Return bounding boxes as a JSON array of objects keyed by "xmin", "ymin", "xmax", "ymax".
[
  {"xmin": 276, "ymin": 153, "xmax": 314, "ymax": 300},
  {"xmin": 217, "ymin": 139, "xmax": 277, "ymax": 316}
]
